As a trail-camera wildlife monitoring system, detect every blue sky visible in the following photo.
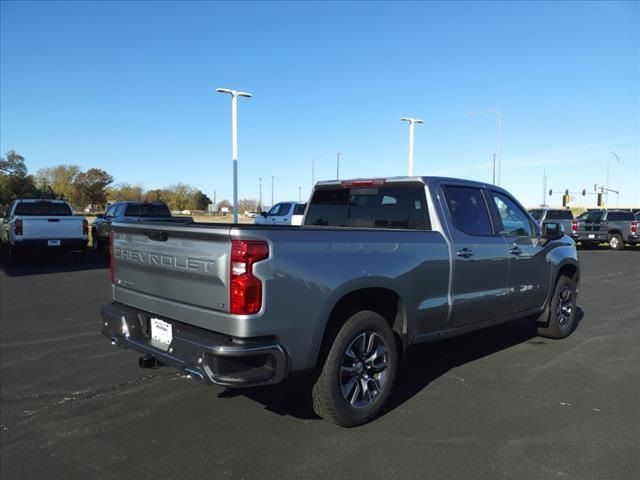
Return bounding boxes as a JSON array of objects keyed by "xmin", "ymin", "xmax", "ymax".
[{"xmin": 1, "ymin": 1, "xmax": 638, "ymax": 208}]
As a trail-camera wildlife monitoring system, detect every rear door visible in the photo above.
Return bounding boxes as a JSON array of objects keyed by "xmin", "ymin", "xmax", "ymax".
[
  {"xmin": 441, "ymin": 184, "xmax": 511, "ymax": 327},
  {"xmin": 268, "ymin": 203, "xmax": 293, "ymax": 225},
  {"xmin": 487, "ymin": 190, "xmax": 550, "ymax": 314}
]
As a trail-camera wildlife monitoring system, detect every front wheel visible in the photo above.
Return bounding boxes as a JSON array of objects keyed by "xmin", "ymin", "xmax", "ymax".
[
  {"xmin": 537, "ymin": 275, "xmax": 578, "ymax": 339},
  {"xmin": 311, "ymin": 310, "xmax": 398, "ymax": 427}
]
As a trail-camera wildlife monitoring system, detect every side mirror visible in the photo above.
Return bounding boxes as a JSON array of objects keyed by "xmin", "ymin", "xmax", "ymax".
[
  {"xmin": 541, "ymin": 222, "xmax": 564, "ymax": 240},
  {"xmin": 261, "ymin": 212, "xmax": 267, "ymax": 218},
  {"xmin": 95, "ymin": 213, "xmax": 104, "ymax": 219}
]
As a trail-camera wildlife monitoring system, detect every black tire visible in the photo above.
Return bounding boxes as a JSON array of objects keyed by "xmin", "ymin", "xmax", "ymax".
[
  {"xmin": 92, "ymin": 230, "xmax": 105, "ymax": 253},
  {"xmin": 537, "ymin": 275, "xmax": 577, "ymax": 339},
  {"xmin": 608, "ymin": 233, "xmax": 624, "ymax": 251},
  {"xmin": 311, "ymin": 310, "xmax": 398, "ymax": 427}
]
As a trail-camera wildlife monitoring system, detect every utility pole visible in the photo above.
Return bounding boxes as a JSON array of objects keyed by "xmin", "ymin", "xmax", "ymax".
[
  {"xmin": 542, "ymin": 169, "xmax": 547, "ymax": 206},
  {"xmin": 298, "ymin": 186, "xmax": 301, "ymax": 201},
  {"xmin": 271, "ymin": 176, "xmax": 274, "ymax": 206},
  {"xmin": 259, "ymin": 177, "xmax": 262, "ymax": 207},
  {"xmin": 492, "ymin": 153, "xmax": 497, "ymax": 185},
  {"xmin": 336, "ymin": 152, "xmax": 341, "ymax": 180}
]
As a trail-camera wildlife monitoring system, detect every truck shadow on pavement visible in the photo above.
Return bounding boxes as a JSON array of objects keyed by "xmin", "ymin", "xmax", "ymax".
[
  {"xmin": 0, "ymin": 251, "xmax": 109, "ymax": 277},
  {"xmin": 223, "ymin": 308, "xmax": 584, "ymax": 422}
]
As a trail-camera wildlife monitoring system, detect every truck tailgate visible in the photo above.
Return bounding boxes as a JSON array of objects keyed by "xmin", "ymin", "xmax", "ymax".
[
  {"xmin": 112, "ymin": 222, "xmax": 232, "ymax": 314},
  {"xmin": 22, "ymin": 216, "xmax": 84, "ymax": 239}
]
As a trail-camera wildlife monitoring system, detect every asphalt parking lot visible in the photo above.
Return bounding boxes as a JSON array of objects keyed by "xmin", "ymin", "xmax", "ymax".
[{"xmin": 1, "ymin": 248, "xmax": 639, "ymax": 480}]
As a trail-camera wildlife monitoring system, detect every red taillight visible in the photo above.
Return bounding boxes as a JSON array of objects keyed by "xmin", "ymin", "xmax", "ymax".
[
  {"xmin": 83, "ymin": 219, "xmax": 89, "ymax": 235},
  {"xmin": 340, "ymin": 179, "xmax": 386, "ymax": 188},
  {"xmin": 230, "ymin": 240, "xmax": 269, "ymax": 315},
  {"xmin": 632, "ymin": 221, "xmax": 638, "ymax": 235},
  {"xmin": 14, "ymin": 219, "xmax": 23, "ymax": 236},
  {"xmin": 109, "ymin": 230, "xmax": 115, "ymax": 285},
  {"xmin": 571, "ymin": 220, "xmax": 578, "ymax": 232}
]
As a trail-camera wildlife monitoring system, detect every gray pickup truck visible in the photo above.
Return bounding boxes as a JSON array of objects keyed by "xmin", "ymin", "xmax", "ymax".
[
  {"xmin": 101, "ymin": 177, "xmax": 580, "ymax": 426},
  {"xmin": 574, "ymin": 209, "xmax": 639, "ymax": 250},
  {"xmin": 528, "ymin": 208, "xmax": 578, "ymax": 241}
]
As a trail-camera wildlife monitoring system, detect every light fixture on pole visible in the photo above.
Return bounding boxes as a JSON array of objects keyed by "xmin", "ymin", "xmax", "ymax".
[
  {"xmin": 469, "ymin": 110, "xmax": 502, "ymax": 185},
  {"xmin": 216, "ymin": 87, "xmax": 252, "ymax": 223},
  {"xmin": 400, "ymin": 117, "xmax": 424, "ymax": 176}
]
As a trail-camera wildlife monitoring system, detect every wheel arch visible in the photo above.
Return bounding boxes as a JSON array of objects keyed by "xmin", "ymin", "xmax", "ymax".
[{"xmin": 314, "ymin": 287, "xmax": 407, "ymax": 368}]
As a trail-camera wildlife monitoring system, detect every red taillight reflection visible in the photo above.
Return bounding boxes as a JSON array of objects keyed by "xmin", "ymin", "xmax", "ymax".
[
  {"xmin": 632, "ymin": 221, "xmax": 638, "ymax": 235},
  {"xmin": 571, "ymin": 220, "xmax": 578, "ymax": 232},
  {"xmin": 14, "ymin": 219, "xmax": 23, "ymax": 236},
  {"xmin": 230, "ymin": 240, "xmax": 269, "ymax": 315}
]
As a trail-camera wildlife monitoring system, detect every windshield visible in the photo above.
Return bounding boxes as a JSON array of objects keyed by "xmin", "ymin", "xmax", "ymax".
[
  {"xmin": 124, "ymin": 203, "xmax": 171, "ymax": 217},
  {"xmin": 14, "ymin": 201, "xmax": 72, "ymax": 216}
]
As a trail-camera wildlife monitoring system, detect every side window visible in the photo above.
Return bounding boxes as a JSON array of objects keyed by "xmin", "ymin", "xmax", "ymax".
[
  {"xmin": 268, "ymin": 203, "xmax": 290, "ymax": 217},
  {"xmin": 115, "ymin": 204, "xmax": 127, "ymax": 217},
  {"xmin": 490, "ymin": 192, "xmax": 534, "ymax": 237},
  {"xmin": 443, "ymin": 186, "xmax": 493, "ymax": 236},
  {"xmin": 293, "ymin": 204, "xmax": 306, "ymax": 215},
  {"xmin": 105, "ymin": 205, "xmax": 117, "ymax": 218},
  {"xmin": 607, "ymin": 211, "xmax": 633, "ymax": 221}
]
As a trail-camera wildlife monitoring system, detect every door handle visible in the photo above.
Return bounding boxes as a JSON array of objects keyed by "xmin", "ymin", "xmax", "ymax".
[
  {"xmin": 510, "ymin": 246, "xmax": 523, "ymax": 256},
  {"xmin": 456, "ymin": 248, "xmax": 474, "ymax": 258}
]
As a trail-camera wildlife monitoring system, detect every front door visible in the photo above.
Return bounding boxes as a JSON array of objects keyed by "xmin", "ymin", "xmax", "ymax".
[
  {"xmin": 487, "ymin": 190, "xmax": 551, "ymax": 314},
  {"xmin": 441, "ymin": 185, "xmax": 512, "ymax": 328}
]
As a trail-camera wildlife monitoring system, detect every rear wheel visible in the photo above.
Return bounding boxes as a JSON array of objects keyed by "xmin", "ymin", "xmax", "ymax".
[
  {"xmin": 92, "ymin": 230, "xmax": 105, "ymax": 253},
  {"xmin": 311, "ymin": 310, "xmax": 398, "ymax": 427},
  {"xmin": 7, "ymin": 244, "xmax": 22, "ymax": 264},
  {"xmin": 608, "ymin": 233, "xmax": 624, "ymax": 251},
  {"xmin": 537, "ymin": 275, "xmax": 577, "ymax": 339}
]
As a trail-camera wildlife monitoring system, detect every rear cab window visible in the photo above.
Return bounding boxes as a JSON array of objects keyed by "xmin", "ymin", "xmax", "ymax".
[
  {"xmin": 545, "ymin": 210, "xmax": 573, "ymax": 220},
  {"xmin": 124, "ymin": 203, "xmax": 171, "ymax": 217},
  {"xmin": 293, "ymin": 204, "xmax": 306, "ymax": 215},
  {"xmin": 14, "ymin": 201, "xmax": 72, "ymax": 216},
  {"xmin": 304, "ymin": 183, "xmax": 430, "ymax": 230},
  {"xmin": 606, "ymin": 211, "xmax": 634, "ymax": 221}
]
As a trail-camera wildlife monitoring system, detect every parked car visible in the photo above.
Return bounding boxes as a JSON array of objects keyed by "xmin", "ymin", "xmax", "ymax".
[
  {"xmin": 102, "ymin": 176, "xmax": 579, "ymax": 427},
  {"xmin": 528, "ymin": 208, "xmax": 577, "ymax": 240},
  {"xmin": 574, "ymin": 209, "xmax": 638, "ymax": 250},
  {"xmin": 0, "ymin": 199, "xmax": 88, "ymax": 262},
  {"xmin": 91, "ymin": 201, "xmax": 191, "ymax": 253},
  {"xmin": 254, "ymin": 201, "xmax": 306, "ymax": 225}
]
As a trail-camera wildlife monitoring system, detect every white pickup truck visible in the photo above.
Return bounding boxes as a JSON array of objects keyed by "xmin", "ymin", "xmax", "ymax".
[
  {"xmin": 254, "ymin": 201, "xmax": 306, "ymax": 225},
  {"xmin": 0, "ymin": 199, "xmax": 88, "ymax": 262}
]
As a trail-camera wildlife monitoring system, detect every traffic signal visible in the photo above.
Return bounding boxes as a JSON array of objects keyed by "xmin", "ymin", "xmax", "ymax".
[
  {"xmin": 582, "ymin": 189, "xmax": 586, "ymax": 196},
  {"xmin": 548, "ymin": 189, "xmax": 553, "ymax": 196},
  {"xmin": 597, "ymin": 193, "xmax": 603, "ymax": 206},
  {"xmin": 565, "ymin": 189, "xmax": 569, "ymax": 196},
  {"xmin": 562, "ymin": 194, "xmax": 569, "ymax": 207}
]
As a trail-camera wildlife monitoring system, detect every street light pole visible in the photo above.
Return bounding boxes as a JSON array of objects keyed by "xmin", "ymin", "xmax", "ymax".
[
  {"xmin": 216, "ymin": 87, "xmax": 252, "ymax": 223},
  {"xmin": 259, "ymin": 177, "xmax": 262, "ymax": 208},
  {"xmin": 336, "ymin": 152, "xmax": 341, "ymax": 180},
  {"xmin": 400, "ymin": 117, "xmax": 424, "ymax": 176},
  {"xmin": 608, "ymin": 152, "xmax": 621, "ymax": 208},
  {"xmin": 469, "ymin": 109, "xmax": 503, "ymax": 186},
  {"xmin": 271, "ymin": 176, "xmax": 274, "ymax": 206}
]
